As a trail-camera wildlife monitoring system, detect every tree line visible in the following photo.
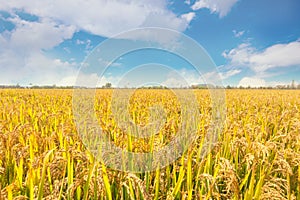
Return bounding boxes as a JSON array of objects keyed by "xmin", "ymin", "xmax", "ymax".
[{"xmin": 1, "ymin": 80, "xmax": 299, "ymax": 89}]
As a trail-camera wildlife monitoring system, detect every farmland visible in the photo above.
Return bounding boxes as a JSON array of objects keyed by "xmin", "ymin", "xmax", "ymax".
[{"xmin": 0, "ymin": 89, "xmax": 299, "ymax": 199}]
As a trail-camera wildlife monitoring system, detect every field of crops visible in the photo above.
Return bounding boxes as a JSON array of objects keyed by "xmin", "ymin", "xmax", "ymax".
[{"xmin": 0, "ymin": 89, "xmax": 299, "ymax": 199}]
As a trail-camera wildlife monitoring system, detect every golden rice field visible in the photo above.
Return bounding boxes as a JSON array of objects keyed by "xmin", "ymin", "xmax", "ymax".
[{"xmin": 0, "ymin": 89, "xmax": 299, "ymax": 199}]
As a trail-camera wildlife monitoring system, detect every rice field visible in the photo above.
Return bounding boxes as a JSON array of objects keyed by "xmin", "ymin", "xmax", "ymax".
[{"xmin": 0, "ymin": 89, "xmax": 299, "ymax": 199}]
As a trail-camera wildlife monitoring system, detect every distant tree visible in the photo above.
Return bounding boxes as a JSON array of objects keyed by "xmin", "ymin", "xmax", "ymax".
[{"xmin": 103, "ymin": 82, "xmax": 112, "ymax": 88}]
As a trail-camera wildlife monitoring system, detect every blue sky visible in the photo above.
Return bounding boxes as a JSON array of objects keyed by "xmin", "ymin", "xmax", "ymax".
[{"xmin": 0, "ymin": 0, "xmax": 299, "ymax": 87}]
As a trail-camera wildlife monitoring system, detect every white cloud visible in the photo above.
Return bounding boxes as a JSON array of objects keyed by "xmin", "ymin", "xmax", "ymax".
[
  {"xmin": 0, "ymin": 16, "xmax": 77, "ymax": 85},
  {"xmin": 238, "ymin": 77, "xmax": 266, "ymax": 87},
  {"xmin": 223, "ymin": 40, "xmax": 300, "ymax": 74},
  {"xmin": 60, "ymin": 73, "xmax": 116, "ymax": 87},
  {"xmin": 160, "ymin": 69, "xmax": 193, "ymax": 88},
  {"xmin": 233, "ymin": 30, "xmax": 245, "ymax": 38},
  {"xmin": 161, "ymin": 68, "xmax": 227, "ymax": 88},
  {"xmin": 162, "ymin": 77, "xmax": 190, "ymax": 88},
  {"xmin": 222, "ymin": 40, "xmax": 300, "ymax": 87},
  {"xmin": 238, "ymin": 77, "xmax": 297, "ymax": 88},
  {"xmin": 181, "ymin": 12, "xmax": 196, "ymax": 24},
  {"xmin": 98, "ymin": 58, "xmax": 122, "ymax": 68},
  {"xmin": 249, "ymin": 41, "xmax": 300, "ymax": 72},
  {"xmin": 66, "ymin": 67, "xmax": 226, "ymax": 88},
  {"xmin": 178, "ymin": 69, "xmax": 204, "ymax": 85},
  {"xmin": 0, "ymin": 0, "xmax": 197, "ymax": 85},
  {"xmin": 223, "ymin": 43, "xmax": 253, "ymax": 66},
  {"xmin": 0, "ymin": 0, "xmax": 194, "ymax": 38},
  {"xmin": 184, "ymin": 0, "xmax": 191, "ymax": 5},
  {"xmin": 191, "ymin": 0, "xmax": 239, "ymax": 17},
  {"xmin": 268, "ymin": 80, "xmax": 297, "ymax": 87},
  {"xmin": 0, "ymin": 50, "xmax": 77, "ymax": 85},
  {"xmin": 7, "ymin": 17, "xmax": 75, "ymax": 52},
  {"xmin": 220, "ymin": 69, "xmax": 241, "ymax": 79},
  {"xmin": 164, "ymin": 67, "xmax": 228, "ymax": 87}
]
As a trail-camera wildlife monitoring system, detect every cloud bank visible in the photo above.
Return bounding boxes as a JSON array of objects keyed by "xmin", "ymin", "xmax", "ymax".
[
  {"xmin": 0, "ymin": 0, "xmax": 194, "ymax": 38},
  {"xmin": 222, "ymin": 39, "xmax": 300, "ymax": 86},
  {"xmin": 0, "ymin": 0, "xmax": 195, "ymax": 85},
  {"xmin": 191, "ymin": 0, "xmax": 239, "ymax": 17},
  {"xmin": 223, "ymin": 40, "xmax": 300, "ymax": 74}
]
